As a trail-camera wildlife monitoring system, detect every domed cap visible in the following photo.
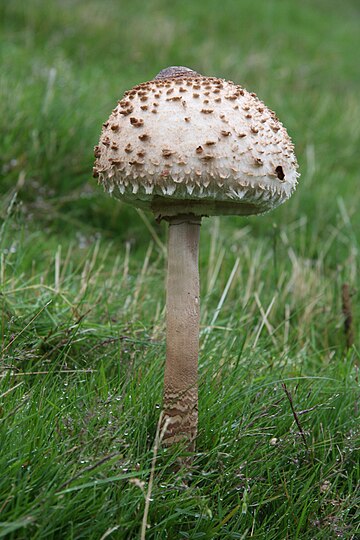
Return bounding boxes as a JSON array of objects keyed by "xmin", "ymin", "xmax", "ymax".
[{"xmin": 94, "ymin": 67, "xmax": 299, "ymax": 217}]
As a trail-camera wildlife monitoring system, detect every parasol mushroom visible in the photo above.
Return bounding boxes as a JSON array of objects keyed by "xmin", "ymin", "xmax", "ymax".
[{"xmin": 93, "ymin": 66, "xmax": 299, "ymax": 451}]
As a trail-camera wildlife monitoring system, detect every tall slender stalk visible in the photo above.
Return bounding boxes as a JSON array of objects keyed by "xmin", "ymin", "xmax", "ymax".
[{"xmin": 162, "ymin": 215, "xmax": 201, "ymax": 450}]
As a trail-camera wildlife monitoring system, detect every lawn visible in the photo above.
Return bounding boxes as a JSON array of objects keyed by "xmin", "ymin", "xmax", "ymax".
[{"xmin": 0, "ymin": 0, "xmax": 359, "ymax": 538}]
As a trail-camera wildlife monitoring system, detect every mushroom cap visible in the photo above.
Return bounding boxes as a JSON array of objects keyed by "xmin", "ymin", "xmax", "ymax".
[{"xmin": 94, "ymin": 67, "xmax": 299, "ymax": 217}]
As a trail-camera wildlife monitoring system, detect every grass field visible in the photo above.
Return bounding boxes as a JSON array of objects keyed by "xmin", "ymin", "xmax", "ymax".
[{"xmin": 0, "ymin": 0, "xmax": 359, "ymax": 538}]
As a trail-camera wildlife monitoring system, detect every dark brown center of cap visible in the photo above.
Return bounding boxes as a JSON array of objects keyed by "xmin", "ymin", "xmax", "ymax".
[{"xmin": 155, "ymin": 66, "xmax": 200, "ymax": 79}]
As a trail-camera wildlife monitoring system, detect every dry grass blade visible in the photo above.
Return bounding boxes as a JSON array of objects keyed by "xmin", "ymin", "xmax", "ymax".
[
  {"xmin": 1, "ymin": 300, "xmax": 52, "ymax": 355},
  {"xmin": 140, "ymin": 413, "xmax": 170, "ymax": 540},
  {"xmin": 131, "ymin": 242, "xmax": 153, "ymax": 313},
  {"xmin": 281, "ymin": 382, "xmax": 309, "ymax": 452},
  {"xmin": 136, "ymin": 209, "xmax": 166, "ymax": 256},
  {"xmin": 253, "ymin": 293, "xmax": 277, "ymax": 348},
  {"xmin": 99, "ymin": 526, "xmax": 120, "ymax": 540},
  {"xmin": 56, "ymin": 452, "xmax": 121, "ymax": 492},
  {"xmin": 0, "ymin": 381, "xmax": 24, "ymax": 398},
  {"xmin": 0, "ymin": 370, "xmax": 96, "ymax": 378},
  {"xmin": 202, "ymin": 257, "xmax": 240, "ymax": 346}
]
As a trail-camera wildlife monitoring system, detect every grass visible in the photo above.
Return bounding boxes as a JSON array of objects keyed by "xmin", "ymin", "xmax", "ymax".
[{"xmin": 0, "ymin": 0, "xmax": 359, "ymax": 538}]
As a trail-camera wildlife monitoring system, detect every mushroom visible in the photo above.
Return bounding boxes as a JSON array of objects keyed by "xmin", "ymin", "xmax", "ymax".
[{"xmin": 94, "ymin": 66, "xmax": 299, "ymax": 451}]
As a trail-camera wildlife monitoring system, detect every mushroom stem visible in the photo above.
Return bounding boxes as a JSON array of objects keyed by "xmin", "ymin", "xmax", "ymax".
[{"xmin": 162, "ymin": 215, "xmax": 201, "ymax": 451}]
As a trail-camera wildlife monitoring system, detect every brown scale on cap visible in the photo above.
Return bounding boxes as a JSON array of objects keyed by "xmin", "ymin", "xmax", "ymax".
[
  {"xmin": 139, "ymin": 134, "xmax": 150, "ymax": 141},
  {"xmin": 271, "ymin": 124, "xmax": 281, "ymax": 133},
  {"xmin": 167, "ymin": 96, "xmax": 182, "ymax": 102},
  {"xmin": 129, "ymin": 159, "xmax": 144, "ymax": 167},
  {"xmin": 120, "ymin": 108, "xmax": 134, "ymax": 116},
  {"xmin": 119, "ymin": 99, "xmax": 131, "ymax": 108},
  {"xmin": 201, "ymin": 109, "xmax": 214, "ymax": 114},
  {"xmin": 254, "ymin": 157, "xmax": 263, "ymax": 166},
  {"xmin": 125, "ymin": 143, "xmax": 133, "ymax": 153},
  {"xmin": 162, "ymin": 149, "xmax": 175, "ymax": 158},
  {"xmin": 130, "ymin": 117, "xmax": 144, "ymax": 127},
  {"xmin": 109, "ymin": 158, "xmax": 123, "ymax": 165}
]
